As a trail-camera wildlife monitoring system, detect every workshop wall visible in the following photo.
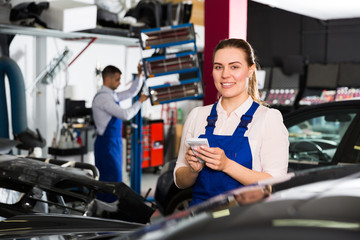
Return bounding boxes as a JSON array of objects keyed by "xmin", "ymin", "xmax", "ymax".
[
  {"xmin": 9, "ymin": 34, "xmax": 136, "ymax": 160},
  {"xmin": 247, "ymin": 1, "xmax": 360, "ymax": 66},
  {"xmin": 7, "ymin": 35, "xmax": 36, "ymax": 139},
  {"xmin": 8, "ymin": 34, "xmax": 202, "ymax": 162}
]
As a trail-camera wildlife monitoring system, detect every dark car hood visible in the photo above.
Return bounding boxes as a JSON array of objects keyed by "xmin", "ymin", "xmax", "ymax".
[
  {"xmin": 161, "ymin": 171, "xmax": 360, "ymax": 240},
  {"xmin": 119, "ymin": 164, "xmax": 360, "ymax": 240},
  {"xmin": 0, "ymin": 154, "xmax": 155, "ymax": 224},
  {"xmin": 0, "ymin": 213, "xmax": 143, "ymax": 239}
]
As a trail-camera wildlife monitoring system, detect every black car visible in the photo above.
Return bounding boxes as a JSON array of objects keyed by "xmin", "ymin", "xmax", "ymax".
[
  {"xmin": 0, "ymin": 154, "xmax": 155, "ymax": 224},
  {"xmin": 120, "ymin": 164, "xmax": 360, "ymax": 240},
  {"xmin": 155, "ymin": 100, "xmax": 360, "ymax": 216}
]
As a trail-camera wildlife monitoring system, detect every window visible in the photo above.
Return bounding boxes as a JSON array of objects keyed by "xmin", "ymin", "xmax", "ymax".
[{"xmin": 287, "ymin": 111, "xmax": 356, "ymax": 163}]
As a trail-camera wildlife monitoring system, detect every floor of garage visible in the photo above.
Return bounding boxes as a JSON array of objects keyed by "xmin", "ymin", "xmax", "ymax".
[
  {"xmin": 141, "ymin": 171, "xmax": 159, "ymax": 200},
  {"xmin": 141, "ymin": 170, "xmax": 163, "ymax": 220}
]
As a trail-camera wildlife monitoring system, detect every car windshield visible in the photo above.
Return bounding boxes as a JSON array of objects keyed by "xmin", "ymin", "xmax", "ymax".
[{"xmin": 287, "ymin": 110, "xmax": 357, "ymax": 163}]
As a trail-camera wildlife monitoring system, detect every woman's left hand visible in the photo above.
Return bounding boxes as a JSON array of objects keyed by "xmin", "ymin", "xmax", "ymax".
[{"xmin": 194, "ymin": 146, "xmax": 230, "ymax": 171}]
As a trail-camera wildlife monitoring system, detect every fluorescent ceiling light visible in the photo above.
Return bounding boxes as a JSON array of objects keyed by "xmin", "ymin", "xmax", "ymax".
[{"xmin": 251, "ymin": 0, "xmax": 360, "ymax": 20}]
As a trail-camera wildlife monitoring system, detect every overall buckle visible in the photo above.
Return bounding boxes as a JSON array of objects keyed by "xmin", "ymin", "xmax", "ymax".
[
  {"xmin": 239, "ymin": 115, "xmax": 252, "ymax": 128},
  {"xmin": 206, "ymin": 115, "xmax": 217, "ymax": 127}
]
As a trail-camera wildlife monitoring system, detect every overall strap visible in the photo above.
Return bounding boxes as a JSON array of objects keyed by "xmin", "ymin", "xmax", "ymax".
[
  {"xmin": 205, "ymin": 102, "xmax": 218, "ymax": 135},
  {"xmin": 236, "ymin": 101, "xmax": 260, "ymax": 135}
]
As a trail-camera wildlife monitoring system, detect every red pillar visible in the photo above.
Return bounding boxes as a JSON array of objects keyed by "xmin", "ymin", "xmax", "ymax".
[{"xmin": 203, "ymin": 0, "xmax": 248, "ymax": 105}]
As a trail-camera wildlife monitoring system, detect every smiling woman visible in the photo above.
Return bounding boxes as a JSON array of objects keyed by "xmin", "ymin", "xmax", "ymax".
[
  {"xmin": 212, "ymin": 38, "xmax": 259, "ymax": 110},
  {"xmin": 173, "ymin": 38, "xmax": 289, "ymax": 207}
]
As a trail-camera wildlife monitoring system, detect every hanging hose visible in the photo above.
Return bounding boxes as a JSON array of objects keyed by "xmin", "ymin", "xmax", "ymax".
[
  {"xmin": 0, "ymin": 56, "xmax": 46, "ymax": 149},
  {"xmin": 0, "ymin": 56, "xmax": 27, "ymax": 138}
]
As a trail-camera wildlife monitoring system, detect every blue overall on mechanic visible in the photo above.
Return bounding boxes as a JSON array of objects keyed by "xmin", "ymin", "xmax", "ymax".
[
  {"xmin": 94, "ymin": 98, "xmax": 123, "ymax": 203},
  {"xmin": 190, "ymin": 101, "xmax": 260, "ymax": 206}
]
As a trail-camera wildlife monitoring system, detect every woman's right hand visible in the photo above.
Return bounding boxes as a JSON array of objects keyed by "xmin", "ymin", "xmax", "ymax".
[{"xmin": 186, "ymin": 148, "xmax": 204, "ymax": 173}]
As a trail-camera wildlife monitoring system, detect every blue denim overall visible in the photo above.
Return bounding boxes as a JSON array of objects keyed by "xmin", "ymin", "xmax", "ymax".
[
  {"xmin": 190, "ymin": 101, "xmax": 259, "ymax": 206},
  {"xmin": 94, "ymin": 100, "xmax": 123, "ymax": 203}
]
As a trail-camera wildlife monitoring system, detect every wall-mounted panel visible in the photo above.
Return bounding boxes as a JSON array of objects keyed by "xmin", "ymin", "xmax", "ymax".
[
  {"xmin": 247, "ymin": 2, "xmax": 302, "ymax": 67},
  {"xmin": 327, "ymin": 19, "xmax": 360, "ymax": 63},
  {"xmin": 301, "ymin": 18, "xmax": 327, "ymax": 63}
]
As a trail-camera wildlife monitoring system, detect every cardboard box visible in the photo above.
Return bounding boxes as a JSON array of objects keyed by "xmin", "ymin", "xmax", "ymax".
[
  {"xmin": 166, "ymin": 0, "xmax": 204, "ymax": 26},
  {"xmin": 41, "ymin": 0, "xmax": 97, "ymax": 32},
  {"xmin": 0, "ymin": 3, "xmax": 11, "ymax": 24}
]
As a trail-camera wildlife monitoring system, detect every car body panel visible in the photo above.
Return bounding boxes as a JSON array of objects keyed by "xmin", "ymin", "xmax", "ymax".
[
  {"xmin": 123, "ymin": 164, "xmax": 360, "ymax": 240},
  {"xmin": 0, "ymin": 154, "xmax": 155, "ymax": 224},
  {"xmin": 0, "ymin": 213, "xmax": 143, "ymax": 239}
]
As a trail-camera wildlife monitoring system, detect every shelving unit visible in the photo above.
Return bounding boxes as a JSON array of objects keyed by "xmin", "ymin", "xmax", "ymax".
[
  {"xmin": 129, "ymin": 24, "xmax": 203, "ymax": 194},
  {"xmin": 0, "ymin": 23, "xmax": 145, "ymax": 194},
  {"xmin": 0, "ymin": 23, "xmax": 203, "ymax": 196},
  {"xmin": 139, "ymin": 23, "xmax": 203, "ymax": 105},
  {"xmin": 0, "ymin": 24, "xmax": 139, "ymax": 46}
]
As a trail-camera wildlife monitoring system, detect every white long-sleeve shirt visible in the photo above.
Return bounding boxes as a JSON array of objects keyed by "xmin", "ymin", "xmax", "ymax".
[
  {"xmin": 174, "ymin": 96, "xmax": 289, "ymax": 187},
  {"xmin": 92, "ymin": 75, "xmax": 144, "ymax": 135}
]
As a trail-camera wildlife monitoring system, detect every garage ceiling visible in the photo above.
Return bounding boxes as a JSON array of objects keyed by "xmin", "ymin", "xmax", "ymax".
[{"xmin": 251, "ymin": 0, "xmax": 360, "ymax": 20}]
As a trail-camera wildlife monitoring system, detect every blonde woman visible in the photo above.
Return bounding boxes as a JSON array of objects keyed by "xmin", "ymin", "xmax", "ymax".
[{"xmin": 174, "ymin": 38, "xmax": 289, "ymax": 206}]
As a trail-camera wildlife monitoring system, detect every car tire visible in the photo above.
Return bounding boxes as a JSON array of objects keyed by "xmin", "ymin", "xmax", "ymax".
[{"xmin": 165, "ymin": 188, "xmax": 192, "ymax": 216}]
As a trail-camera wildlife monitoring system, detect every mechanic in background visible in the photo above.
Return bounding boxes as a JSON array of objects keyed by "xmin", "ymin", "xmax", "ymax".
[{"xmin": 92, "ymin": 63, "xmax": 148, "ymax": 202}]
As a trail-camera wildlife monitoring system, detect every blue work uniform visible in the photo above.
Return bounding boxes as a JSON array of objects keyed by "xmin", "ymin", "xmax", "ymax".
[
  {"xmin": 92, "ymin": 74, "xmax": 143, "ymax": 203},
  {"xmin": 94, "ymin": 98, "xmax": 123, "ymax": 203},
  {"xmin": 190, "ymin": 101, "xmax": 259, "ymax": 206}
]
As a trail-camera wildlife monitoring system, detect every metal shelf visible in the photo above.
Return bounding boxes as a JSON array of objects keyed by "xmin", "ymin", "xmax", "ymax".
[
  {"xmin": 132, "ymin": 23, "xmax": 202, "ymax": 194},
  {"xmin": 139, "ymin": 23, "xmax": 196, "ymax": 50},
  {"xmin": 140, "ymin": 23, "xmax": 203, "ymax": 105},
  {"xmin": 0, "ymin": 24, "xmax": 139, "ymax": 46}
]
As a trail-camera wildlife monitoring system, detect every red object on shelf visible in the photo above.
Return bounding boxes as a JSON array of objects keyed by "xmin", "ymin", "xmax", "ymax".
[
  {"xmin": 142, "ymin": 124, "xmax": 151, "ymax": 168},
  {"xmin": 142, "ymin": 120, "xmax": 164, "ymax": 168}
]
